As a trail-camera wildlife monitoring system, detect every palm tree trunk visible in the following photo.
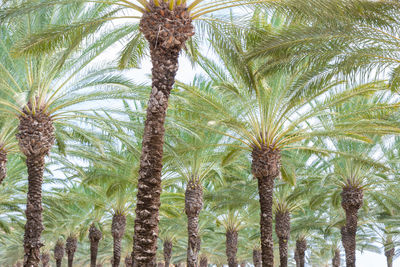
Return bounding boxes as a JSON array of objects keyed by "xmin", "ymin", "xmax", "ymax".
[
  {"xmin": 18, "ymin": 106, "xmax": 55, "ymax": 267},
  {"xmin": 275, "ymin": 211, "xmax": 290, "ymax": 267},
  {"xmin": 199, "ymin": 256, "xmax": 208, "ymax": 267},
  {"xmin": 385, "ymin": 246, "xmax": 394, "ymax": 267},
  {"xmin": 66, "ymin": 236, "xmax": 77, "ymax": 267},
  {"xmin": 133, "ymin": 2, "xmax": 194, "ymax": 265},
  {"xmin": 226, "ymin": 230, "xmax": 238, "ymax": 267},
  {"xmin": 125, "ymin": 255, "xmax": 133, "ymax": 267},
  {"xmin": 185, "ymin": 180, "xmax": 203, "ymax": 267},
  {"xmin": 112, "ymin": 213, "xmax": 127, "ymax": 267},
  {"xmin": 0, "ymin": 148, "xmax": 7, "ymax": 184},
  {"xmin": 253, "ymin": 249, "xmax": 262, "ymax": 267},
  {"xmin": 332, "ymin": 249, "xmax": 340, "ymax": 267},
  {"xmin": 163, "ymin": 240, "xmax": 172, "ymax": 267},
  {"xmin": 294, "ymin": 238, "xmax": 307, "ymax": 267},
  {"xmin": 54, "ymin": 241, "xmax": 64, "ymax": 267},
  {"xmin": 89, "ymin": 224, "xmax": 102, "ymax": 267},
  {"xmin": 40, "ymin": 253, "xmax": 50, "ymax": 267},
  {"xmin": 252, "ymin": 146, "xmax": 281, "ymax": 267},
  {"xmin": 341, "ymin": 186, "xmax": 363, "ymax": 267}
]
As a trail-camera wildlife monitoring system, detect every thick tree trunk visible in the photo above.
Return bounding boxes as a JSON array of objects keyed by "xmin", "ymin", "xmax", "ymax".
[
  {"xmin": 385, "ymin": 246, "xmax": 394, "ymax": 267},
  {"xmin": 332, "ymin": 249, "xmax": 340, "ymax": 267},
  {"xmin": 66, "ymin": 236, "xmax": 77, "ymax": 267},
  {"xmin": 163, "ymin": 240, "xmax": 172, "ymax": 267},
  {"xmin": 125, "ymin": 255, "xmax": 133, "ymax": 267},
  {"xmin": 226, "ymin": 230, "xmax": 238, "ymax": 267},
  {"xmin": 253, "ymin": 249, "xmax": 262, "ymax": 267},
  {"xmin": 89, "ymin": 224, "xmax": 102, "ymax": 267},
  {"xmin": 275, "ymin": 211, "xmax": 290, "ymax": 267},
  {"xmin": 112, "ymin": 213, "xmax": 127, "ymax": 267},
  {"xmin": 132, "ymin": 2, "xmax": 194, "ymax": 266},
  {"xmin": 185, "ymin": 180, "xmax": 203, "ymax": 267},
  {"xmin": 252, "ymin": 146, "xmax": 281, "ymax": 267},
  {"xmin": 54, "ymin": 241, "xmax": 64, "ymax": 267},
  {"xmin": 18, "ymin": 104, "xmax": 55, "ymax": 267},
  {"xmin": 341, "ymin": 186, "xmax": 363, "ymax": 267},
  {"xmin": 294, "ymin": 238, "xmax": 307, "ymax": 267},
  {"xmin": 199, "ymin": 256, "xmax": 208, "ymax": 267},
  {"xmin": 40, "ymin": 253, "xmax": 50, "ymax": 267},
  {"xmin": 0, "ymin": 148, "xmax": 7, "ymax": 184}
]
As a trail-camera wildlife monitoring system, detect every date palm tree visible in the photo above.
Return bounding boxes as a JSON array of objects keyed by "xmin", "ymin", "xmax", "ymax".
[{"xmin": 0, "ymin": 123, "xmax": 17, "ymax": 185}]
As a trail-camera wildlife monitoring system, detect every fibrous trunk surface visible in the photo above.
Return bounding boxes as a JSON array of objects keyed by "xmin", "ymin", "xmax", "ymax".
[
  {"xmin": 385, "ymin": 246, "xmax": 394, "ymax": 267},
  {"xmin": 89, "ymin": 224, "xmax": 102, "ymax": 267},
  {"xmin": 112, "ymin": 213, "xmax": 127, "ymax": 267},
  {"xmin": 18, "ymin": 103, "xmax": 55, "ymax": 267},
  {"xmin": 40, "ymin": 253, "xmax": 50, "ymax": 267},
  {"xmin": 133, "ymin": 2, "xmax": 194, "ymax": 266},
  {"xmin": 332, "ymin": 249, "xmax": 340, "ymax": 267},
  {"xmin": 226, "ymin": 230, "xmax": 238, "ymax": 267},
  {"xmin": 66, "ymin": 236, "xmax": 77, "ymax": 267},
  {"xmin": 163, "ymin": 240, "xmax": 172, "ymax": 267},
  {"xmin": 252, "ymin": 146, "xmax": 281, "ymax": 267},
  {"xmin": 199, "ymin": 256, "xmax": 208, "ymax": 267},
  {"xmin": 253, "ymin": 249, "xmax": 262, "ymax": 267},
  {"xmin": 341, "ymin": 186, "xmax": 363, "ymax": 267},
  {"xmin": 294, "ymin": 238, "xmax": 307, "ymax": 267},
  {"xmin": 185, "ymin": 180, "xmax": 203, "ymax": 267},
  {"xmin": 54, "ymin": 241, "xmax": 64, "ymax": 267},
  {"xmin": 275, "ymin": 211, "xmax": 290, "ymax": 267},
  {"xmin": 125, "ymin": 255, "xmax": 133, "ymax": 267},
  {"xmin": 0, "ymin": 148, "xmax": 7, "ymax": 184}
]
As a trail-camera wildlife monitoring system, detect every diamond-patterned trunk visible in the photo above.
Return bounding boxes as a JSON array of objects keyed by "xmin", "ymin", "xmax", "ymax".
[
  {"xmin": 275, "ymin": 211, "xmax": 290, "ymax": 267},
  {"xmin": 341, "ymin": 186, "xmax": 363, "ymax": 267},
  {"xmin": 54, "ymin": 241, "xmax": 64, "ymax": 267},
  {"xmin": 125, "ymin": 255, "xmax": 133, "ymax": 267},
  {"xmin": 252, "ymin": 145, "xmax": 281, "ymax": 267},
  {"xmin": 0, "ymin": 148, "xmax": 7, "ymax": 184},
  {"xmin": 199, "ymin": 256, "xmax": 208, "ymax": 267},
  {"xmin": 17, "ymin": 103, "xmax": 55, "ymax": 267},
  {"xmin": 226, "ymin": 230, "xmax": 238, "ymax": 267},
  {"xmin": 89, "ymin": 224, "xmax": 102, "ymax": 267},
  {"xmin": 294, "ymin": 238, "xmax": 307, "ymax": 267},
  {"xmin": 332, "ymin": 249, "xmax": 340, "ymax": 267},
  {"xmin": 163, "ymin": 240, "xmax": 172, "ymax": 267},
  {"xmin": 66, "ymin": 236, "xmax": 77, "ymax": 267},
  {"xmin": 132, "ymin": 2, "xmax": 194, "ymax": 266},
  {"xmin": 112, "ymin": 213, "xmax": 127, "ymax": 267}
]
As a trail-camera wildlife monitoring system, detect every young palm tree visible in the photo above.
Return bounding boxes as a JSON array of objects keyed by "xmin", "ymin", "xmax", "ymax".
[
  {"xmin": 0, "ymin": 123, "xmax": 17, "ymax": 185},
  {"xmin": 54, "ymin": 240, "xmax": 65, "ymax": 267},
  {"xmin": 89, "ymin": 224, "xmax": 103, "ymax": 267},
  {"xmin": 221, "ymin": 212, "xmax": 243, "ymax": 267},
  {"xmin": 294, "ymin": 236, "xmax": 307, "ymax": 267},
  {"xmin": 66, "ymin": 234, "xmax": 78, "ymax": 267}
]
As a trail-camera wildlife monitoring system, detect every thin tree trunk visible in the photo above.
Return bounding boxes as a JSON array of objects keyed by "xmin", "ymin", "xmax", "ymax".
[
  {"xmin": 112, "ymin": 213, "xmax": 127, "ymax": 267},
  {"xmin": 89, "ymin": 224, "xmax": 102, "ymax": 267},
  {"xmin": 66, "ymin": 236, "xmax": 77, "ymax": 267},
  {"xmin": 252, "ymin": 146, "xmax": 281, "ymax": 267},
  {"xmin": 294, "ymin": 238, "xmax": 307, "ymax": 267},
  {"xmin": 385, "ymin": 246, "xmax": 394, "ymax": 267},
  {"xmin": 163, "ymin": 240, "xmax": 172, "ymax": 267},
  {"xmin": 253, "ymin": 249, "xmax": 262, "ymax": 267},
  {"xmin": 185, "ymin": 180, "xmax": 203, "ymax": 267},
  {"xmin": 54, "ymin": 241, "xmax": 64, "ymax": 267},
  {"xmin": 132, "ymin": 2, "xmax": 194, "ymax": 265},
  {"xmin": 125, "ymin": 255, "xmax": 133, "ymax": 267},
  {"xmin": 0, "ymin": 148, "xmax": 7, "ymax": 184},
  {"xmin": 40, "ymin": 253, "xmax": 50, "ymax": 267},
  {"xmin": 226, "ymin": 230, "xmax": 238, "ymax": 267},
  {"xmin": 275, "ymin": 211, "xmax": 290, "ymax": 267},
  {"xmin": 341, "ymin": 186, "xmax": 363, "ymax": 267},
  {"xmin": 199, "ymin": 256, "xmax": 208, "ymax": 267},
  {"xmin": 18, "ymin": 103, "xmax": 55, "ymax": 267},
  {"xmin": 332, "ymin": 249, "xmax": 340, "ymax": 267}
]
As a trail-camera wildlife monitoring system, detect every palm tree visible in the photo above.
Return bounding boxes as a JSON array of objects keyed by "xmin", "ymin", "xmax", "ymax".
[
  {"xmin": 0, "ymin": 123, "xmax": 17, "ymax": 185},
  {"xmin": 294, "ymin": 236, "xmax": 307, "ymax": 267},
  {"xmin": 40, "ymin": 252, "xmax": 50, "ymax": 267},
  {"xmin": 66, "ymin": 234, "xmax": 78, "ymax": 267},
  {"xmin": 89, "ymin": 224, "xmax": 103, "ymax": 267},
  {"xmin": 111, "ymin": 210, "xmax": 127, "ymax": 267},
  {"xmin": 221, "ymin": 212, "xmax": 243, "ymax": 267},
  {"xmin": 54, "ymin": 240, "xmax": 65, "ymax": 267},
  {"xmin": 332, "ymin": 248, "xmax": 341, "ymax": 267}
]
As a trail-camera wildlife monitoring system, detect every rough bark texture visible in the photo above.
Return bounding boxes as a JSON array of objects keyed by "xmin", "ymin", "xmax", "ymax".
[
  {"xmin": 0, "ymin": 148, "xmax": 7, "ymax": 184},
  {"xmin": 294, "ymin": 238, "xmax": 307, "ymax": 267},
  {"xmin": 341, "ymin": 186, "xmax": 363, "ymax": 267},
  {"xmin": 385, "ymin": 245, "xmax": 395, "ymax": 267},
  {"xmin": 54, "ymin": 241, "xmax": 64, "ymax": 267},
  {"xmin": 133, "ymin": 2, "xmax": 194, "ymax": 266},
  {"xmin": 332, "ymin": 249, "xmax": 340, "ymax": 267},
  {"xmin": 252, "ymin": 146, "xmax": 281, "ymax": 267},
  {"xmin": 174, "ymin": 263, "xmax": 182, "ymax": 267},
  {"xmin": 199, "ymin": 256, "xmax": 208, "ymax": 267},
  {"xmin": 89, "ymin": 224, "xmax": 102, "ymax": 267},
  {"xmin": 163, "ymin": 240, "xmax": 172, "ymax": 267},
  {"xmin": 253, "ymin": 249, "xmax": 262, "ymax": 267},
  {"xmin": 226, "ymin": 230, "xmax": 238, "ymax": 267},
  {"xmin": 18, "ymin": 103, "xmax": 55, "ymax": 267},
  {"xmin": 40, "ymin": 253, "xmax": 49, "ymax": 267},
  {"xmin": 185, "ymin": 180, "xmax": 203, "ymax": 267},
  {"xmin": 66, "ymin": 236, "xmax": 77, "ymax": 267},
  {"xmin": 125, "ymin": 255, "xmax": 133, "ymax": 267},
  {"xmin": 112, "ymin": 213, "xmax": 127, "ymax": 267},
  {"xmin": 275, "ymin": 211, "xmax": 290, "ymax": 267}
]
